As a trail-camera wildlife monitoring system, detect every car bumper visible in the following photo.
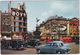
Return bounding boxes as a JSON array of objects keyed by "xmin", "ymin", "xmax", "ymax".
[{"xmin": 65, "ymin": 50, "xmax": 71, "ymax": 54}]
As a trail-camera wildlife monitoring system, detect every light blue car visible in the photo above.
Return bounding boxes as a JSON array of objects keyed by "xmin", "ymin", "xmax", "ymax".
[{"xmin": 36, "ymin": 41, "xmax": 71, "ymax": 54}]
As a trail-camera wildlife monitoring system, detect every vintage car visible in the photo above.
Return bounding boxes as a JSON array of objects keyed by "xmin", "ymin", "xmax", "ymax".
[
  {"xmin": 1, "ymin": 39, "xmax": 25, "ymax": 50},
  {"xmin": 36, "ymin": 41, "xmax": 71, "ymax": 54},
  {"xmin": 25, "ymin": 39, "xmax": 41, "ymax": 47}
]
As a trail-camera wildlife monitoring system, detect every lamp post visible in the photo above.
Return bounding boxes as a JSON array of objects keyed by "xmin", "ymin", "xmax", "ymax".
[{"xmin": 58, "ymin": 24, "xmax": 60, "ymax": 39}]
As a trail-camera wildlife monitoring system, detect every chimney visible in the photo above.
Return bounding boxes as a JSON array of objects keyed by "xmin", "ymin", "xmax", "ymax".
[{"xmin": 17, "ymin": 3, "xmax": 21, "ymax": 10}]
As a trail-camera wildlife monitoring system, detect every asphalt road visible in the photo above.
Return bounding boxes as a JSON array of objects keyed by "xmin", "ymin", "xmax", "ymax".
[{"xmin": 1, "ymin": 42, "xmax": 80, "ymax": 54}]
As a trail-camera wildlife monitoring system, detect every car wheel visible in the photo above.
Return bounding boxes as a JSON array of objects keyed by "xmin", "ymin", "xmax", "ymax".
[
  {"xmin": 37, "ymin": 49, "xmax": 42, "ymax": 54},
  {"xmin": 56, "ymin": 51, "xmax": 62, "ymax": 54}
]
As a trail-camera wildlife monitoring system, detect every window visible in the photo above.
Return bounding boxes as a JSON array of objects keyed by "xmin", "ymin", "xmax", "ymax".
[
  {"xmin": 19, "ymin": 22, "xmax": 22, "ymax": 26},
  {"xmin": 11, "ymin": 17, "xmax": 15, "ymax": 20},
  {"xmin": 12, "ymin": 27, "xmax": 14, "ymax": 32},
  {"xmin": 14, "ymin": 27, "xmax": 16, "ymax": 31},
  {"xmin": 16, "ymin": 22, "xmax": 19, "ymax": 26},
  {"xmin": 16, "ymin": 17, "xmax": 19, "ymax": 20},
  {"xmin": 14, "ymin": 17, "xmax": 15, "ymax": 20},
  {"xmin": 16, "ymin": 27, "xmax": 19, "ymax": 32},
  {"xmin": 19, "ymin": 17, "xmax": 21, "ymax": 20},
  {"xmin": 46, "ymin": 43, "xmax": 52, "ymax": 46},
  {"xmin": 14, "ymin": 22, "xmax": 16, "ymax": 25},
  {"xmin": 59, "ymin": 43, "xmax": 64, "ymax": 47},
  {"xmin": 12, "ymin": 22, "xmax": 14, "ymax": 25},
  {"xmin": 19, "ymin": 28, "xmax": 22, "ymax": 32},
  {"xmin": 52, "ymin": 43, "xmax": 57, "ymax": 46}
]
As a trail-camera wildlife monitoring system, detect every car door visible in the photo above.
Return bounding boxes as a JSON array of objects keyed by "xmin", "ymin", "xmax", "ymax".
[
  {"xmin": 42, "ymin": 43, "xmax": 52, "ymax": 53},
  {"xmin": 45, "ymin": 43, "xmax": 58, "ymax": 53},
  {"xmin": 50, "ymin": 43, "xmax": 59, "ymax": 53}
]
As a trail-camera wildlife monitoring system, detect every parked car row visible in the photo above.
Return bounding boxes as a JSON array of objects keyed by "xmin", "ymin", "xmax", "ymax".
[
  {"xmin": 1, "ymin": 39, "xmax": 41, "ymax": 50},
  {"xmin": 24, "ymin": 39, "xmax": 41, "ymax": 47},
  {"xmin": 1, "ymin": 39, "xmax": 25, "ymax": 50}
]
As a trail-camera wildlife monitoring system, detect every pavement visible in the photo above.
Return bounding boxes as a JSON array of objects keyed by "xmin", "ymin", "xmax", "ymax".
[{"xmin": 66, "ymin": 42, "xmax": 80, "ymax": 54}]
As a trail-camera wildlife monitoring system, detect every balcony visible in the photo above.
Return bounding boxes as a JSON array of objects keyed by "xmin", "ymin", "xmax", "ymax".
[
  {"xmin": 19, "ymin": 26, "xmax": 27, "ymax": 28},
  {"xmin": 12, "ymin": 20, "xmax": 24, "ymax": 23}
]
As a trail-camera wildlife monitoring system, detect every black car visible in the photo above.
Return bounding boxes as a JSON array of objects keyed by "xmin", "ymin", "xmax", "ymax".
[
  {"xmin": 25, "ymin": 39, "xmax": 41, "ymax": 47},
  {"xmin": 1, "ymin": 39, "xmax": 25, "ymax": 50}
]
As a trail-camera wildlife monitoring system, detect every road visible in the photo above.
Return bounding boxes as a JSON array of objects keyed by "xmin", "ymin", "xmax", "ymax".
[{"xmin": 1, "ymin": 42, "xmax": 80, "ymax": 54}]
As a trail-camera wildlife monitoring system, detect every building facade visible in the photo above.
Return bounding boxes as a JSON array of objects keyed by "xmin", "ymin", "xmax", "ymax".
[
  {"xmin": 0, "ymin": 2, "xmax": 27, "ymax": 38},
  {"xmin": 38, "ymin": 15, "xmax": 79, "ymax": 42},
  {"xmin": 69, "ymin": 17, "xmax": 79, "ymax": 41}
]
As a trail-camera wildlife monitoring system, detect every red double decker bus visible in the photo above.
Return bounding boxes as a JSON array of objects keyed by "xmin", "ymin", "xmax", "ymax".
[
  {"xmin": 41, "ymin": 35, "xmax": 51, "ymax": 41},
  {"xmin": 60, "ymin": 35, "xmax": 72, "ymax": 42}
]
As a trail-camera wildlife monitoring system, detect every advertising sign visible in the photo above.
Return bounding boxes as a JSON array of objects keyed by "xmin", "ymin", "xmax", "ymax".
[{"xmin": 2, "ymin": 15, "xmax": 11, "ymax": 33}]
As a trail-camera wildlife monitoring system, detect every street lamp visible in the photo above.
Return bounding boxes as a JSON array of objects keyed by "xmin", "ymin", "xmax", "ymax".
[{"xmin": 58, "ymin": 24, "xmax": 60, "ymax": 39}]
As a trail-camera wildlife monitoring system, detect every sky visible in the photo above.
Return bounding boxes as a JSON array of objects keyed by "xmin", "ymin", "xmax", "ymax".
[{"xmin": 0, "ymin": 0, "xmax": 79, "ymax": 32}]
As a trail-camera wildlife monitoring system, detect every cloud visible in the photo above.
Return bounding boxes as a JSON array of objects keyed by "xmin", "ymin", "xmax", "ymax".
[
  {"xmin": 50, "ymin": 2, "xmax": 78, "ymax": 13},
  {"xmin": 41, "ymin": 10, "xmax": 53, "ymax": 20},
  {"xmin": 41, "ymin": 1, "xmax": 79, "ymax": 20}
]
